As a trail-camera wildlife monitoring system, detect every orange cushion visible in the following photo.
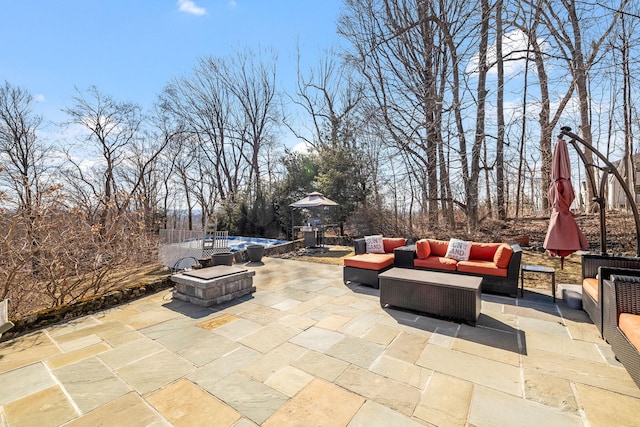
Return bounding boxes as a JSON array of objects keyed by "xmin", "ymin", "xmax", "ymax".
[
  {"xmin": 427, "ymin": 239, "xmax": 449, "ymax": 257},
  {"xmin": 414, "ymin": 256, "xmax": 458, "ymax": 271},
  {"xmin": 416, "ymin": 239, "xmax": 431, "ymax": 259},
  {"xmin": 493, "ymin": 244, "xmax": 513, "ymax": 269},
  {"xmin": 457, "ymin": 260, "xmax": 508, "ymax": 277},
  {"xmin": 343, "ymin": 253, "xmax": 395, "ymax": 270},
  {"xmin": 619, "ymin": 313, "xmax": 640, "ymax": 351},
  {"xmin": 383, "ymin": 238, "xmax": 407, "ymax": 253},
  {"xmin": 469, "ymin": 242, "xmax": 501, "ymax": 261},
  {"xmin": 582, "ymin": 278, "xmax": 599, "ymax": 301}
]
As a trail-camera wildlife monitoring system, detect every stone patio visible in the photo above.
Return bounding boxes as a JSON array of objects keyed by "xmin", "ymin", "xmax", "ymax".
[{"xmin": 1, "ymin": 257, "xmax": 639, "ymax": 426}]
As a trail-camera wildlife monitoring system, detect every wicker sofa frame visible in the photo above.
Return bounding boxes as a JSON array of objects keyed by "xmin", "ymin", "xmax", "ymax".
[
  {"xmin": 602, "ymin": 272, "xmax": 640, "ymax": 388},
  {"xmin": 394, "ymin": 243, "xmax": 523, "ymax": 298},
  {"xmin": 581, "ymin": 254, "xmax": 640, "ymax": 337}
]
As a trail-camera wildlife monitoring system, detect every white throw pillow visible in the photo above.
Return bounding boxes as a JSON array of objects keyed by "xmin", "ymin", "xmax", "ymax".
[
  {"xmin": 365, "ymin": 234, "xmax": 385, "ymax": 254},
  {"xmin": 445, "ymin": 238, "xmax": 472, "ymax": 261}
]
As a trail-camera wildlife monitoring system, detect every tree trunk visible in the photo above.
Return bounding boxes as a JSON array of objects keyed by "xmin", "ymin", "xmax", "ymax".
[{"xmin": 468, "ymin": 0, "xmax": 490, "ymax": 231}]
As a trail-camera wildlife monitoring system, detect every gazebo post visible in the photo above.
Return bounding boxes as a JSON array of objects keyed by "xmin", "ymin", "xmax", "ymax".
[{"xmin": 560, "ymin": 126, "xmax": 640, "ymax": 257}]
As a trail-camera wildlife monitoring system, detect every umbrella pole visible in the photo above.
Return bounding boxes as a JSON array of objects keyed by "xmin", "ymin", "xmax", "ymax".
[{"xmin": 597, "ymin": 168, "xmax": 609, "ymax": 256}]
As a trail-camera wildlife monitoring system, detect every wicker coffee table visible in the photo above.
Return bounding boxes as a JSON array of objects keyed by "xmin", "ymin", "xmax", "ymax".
[{"xmin": 378, "ymin": 268, "xmax": 482, "ymax": 325}]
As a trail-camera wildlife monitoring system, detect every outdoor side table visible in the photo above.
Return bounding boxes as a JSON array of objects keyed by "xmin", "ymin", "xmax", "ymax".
[
  {"xmin": 520, "ymin": 264, "xmax": 556, "ymax": 302},
  {"xmin": 394, "ymin": 244, "xmax": 416, "ymax": 268}
]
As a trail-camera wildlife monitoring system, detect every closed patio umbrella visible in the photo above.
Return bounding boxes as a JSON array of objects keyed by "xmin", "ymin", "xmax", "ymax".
[{"xmin": 543, "ymin": 136, "xmax": 589, "ymax": 268}]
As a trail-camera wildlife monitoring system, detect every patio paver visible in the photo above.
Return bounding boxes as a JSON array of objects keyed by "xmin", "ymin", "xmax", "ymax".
[{"xmin": 1, "ymin": 256, "xmax": 639, "ymax": 426}]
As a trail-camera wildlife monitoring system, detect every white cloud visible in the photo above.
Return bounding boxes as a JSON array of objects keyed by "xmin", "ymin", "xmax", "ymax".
[
  {"xmin": 34, "ymin": 93, "xmax": 45, "ymax": 102},
  {"xmin": 467, "ymin": 29, "xmax": 541, "ymax": 77},
  {"xmin": 292, "ymin": 141, "xmax": 313, "ymax": 154},
  {"xmin": 228, "ymin": 1, "xmax": 237, "ymax": 9},
  {"xmin": 177, "ymin": 0, "xmax": 206, "ymax": 16}
]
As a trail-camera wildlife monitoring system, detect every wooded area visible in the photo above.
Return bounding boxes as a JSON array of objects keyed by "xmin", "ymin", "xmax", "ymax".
[{"xmin": 1, "ymin": 0, "xmax": 639, "ymax": 316}]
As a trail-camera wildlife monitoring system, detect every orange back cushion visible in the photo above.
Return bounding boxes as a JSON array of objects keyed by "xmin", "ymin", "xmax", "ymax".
[
  {"xmin": 416, "ymin": 239, "xmax": 431, "ymax": 259},
  {"xmin": 493, "ymin": 244, "xmax": 514, "ymax": 268},
  {"xmin": 469, "ymin": 242, "xmax": 501, "ymax": 261},
  {"xmin": 383, "ymin": 238, "xmax": 407, "ymax": 253},
  {"xmin": 428, "ymin": 239, "xmax": 449, "ymax": 257}
]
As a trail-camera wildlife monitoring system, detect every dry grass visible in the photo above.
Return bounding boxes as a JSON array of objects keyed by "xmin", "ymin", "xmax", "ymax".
[
  {"xmin": 521, "ymin": 250, "xmax": 582, "ymax": 287},
  {"xmin": 115, "ymin": 263, "xmax": 171, "ymax": 286}
]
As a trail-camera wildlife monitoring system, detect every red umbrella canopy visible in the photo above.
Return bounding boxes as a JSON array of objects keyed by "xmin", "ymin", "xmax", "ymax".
[{"xmin": 543, "ymin": 138, "xmax": 589, "ymax": 268}]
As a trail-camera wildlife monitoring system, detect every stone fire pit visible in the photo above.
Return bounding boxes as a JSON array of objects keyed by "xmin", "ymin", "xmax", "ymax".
[{"xmin": 171, "ymin": 266, "xmax": 256, "ymax": 307}]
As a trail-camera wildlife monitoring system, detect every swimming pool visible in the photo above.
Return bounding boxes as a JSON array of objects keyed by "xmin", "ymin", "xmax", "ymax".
[
  {"xmin": 159, "ymin": 234, "xmax": 291, "ymax": 269},
  {"xmin": 227, "ymin": 236, "xmax": 289, "ymax": 252}
]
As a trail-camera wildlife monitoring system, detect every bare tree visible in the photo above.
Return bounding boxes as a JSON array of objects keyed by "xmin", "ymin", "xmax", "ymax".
[
  {"xmin": 340, "ymin": 0, "xmax": 469, "ymax": 229},
  {"xmin": 0, "ymin": 81, "xmax": 51, "ymax": 274},
  {"xmin": 160, "ymin": 57, "xmax": 242, "ymax": 205},
  {"xmin": 496, "ymin": 0, "xmax": 506, "ymax": 220},
  {"xmin": 62, "ymin": 86, "xmax": 148, "ymax": 233},
  {"xmin": 537, "ymin": 0, "xmax": 627, "ymax": 212},
  {"xmin": 218, "ymin": 48, "xmax": 279, "ymax": 201}
]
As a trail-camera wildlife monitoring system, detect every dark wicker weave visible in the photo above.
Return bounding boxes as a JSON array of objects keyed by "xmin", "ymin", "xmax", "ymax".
[
  {"xmin": 379, "ymin": 268, "xmax": 481, "ymax": 325},
  {"xmin": 600, "ymin": 267, "xmax": 640, "ymax": 341},
  {"xmin": 581, "ymin": 254, "xmax": 640, "ymax": 336},
  {"xmin": 602, "ymin": 274, "xmax": 640, "ymax": 388},
  {"xmin": 343, "ymin": 265, "xmax": 391, "ymax": 289}
]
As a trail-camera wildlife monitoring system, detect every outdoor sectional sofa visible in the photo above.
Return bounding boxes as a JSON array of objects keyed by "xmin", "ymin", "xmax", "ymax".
[
  {"xmin": 343, "ymin": 236, "xmax": 522, "ymax": 297},
  {"xmin": 394, "ymin": 239, "xmax": 522, "ymax": 298}
]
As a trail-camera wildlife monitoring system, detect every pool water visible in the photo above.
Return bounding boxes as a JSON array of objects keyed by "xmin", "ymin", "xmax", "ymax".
[{"xmin": 227, "ymin": 236, "xmax": 289, "ymax": 252}]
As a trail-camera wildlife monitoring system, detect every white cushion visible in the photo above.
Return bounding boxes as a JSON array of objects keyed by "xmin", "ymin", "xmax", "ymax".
[
  {"xmin": 365, "ymin": 235, "xmax": 385, "ymax": 254},
  {"xmin": 445, "ymin": 238, "xmax": 472, "ymax": 261}
]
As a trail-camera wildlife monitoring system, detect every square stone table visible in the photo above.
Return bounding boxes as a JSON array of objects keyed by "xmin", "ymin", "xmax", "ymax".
[{"xmin": 171, "ymin": 266, "xmax": 256, "ymax": 307}]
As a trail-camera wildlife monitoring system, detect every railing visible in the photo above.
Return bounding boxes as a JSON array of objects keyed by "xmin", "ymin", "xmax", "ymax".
[
  {"xmin": 202, "ymin": 230, "xmax": 230, "ymax": 256},
  {"xmin": 157, "ymin": 229, "xmax": 230, "ymax": 268}
]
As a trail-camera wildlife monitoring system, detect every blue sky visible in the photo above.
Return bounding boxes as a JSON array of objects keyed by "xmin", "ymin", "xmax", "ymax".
[{"xmin": 1, "ymin": 1, "xmax": 343, "ymax": 127}]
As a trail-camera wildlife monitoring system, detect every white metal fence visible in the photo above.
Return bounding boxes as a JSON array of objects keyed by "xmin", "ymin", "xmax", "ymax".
[{"xmin": 158, "ymin": 229, "xmax": 229, "ymax": 270}]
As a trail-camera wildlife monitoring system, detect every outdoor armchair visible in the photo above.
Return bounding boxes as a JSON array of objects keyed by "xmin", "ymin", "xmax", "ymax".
[
  {"xmin": 602, "ymin": 273, "xmax": 640, "ymax": 388},
  {"xmin": 581, "ymin": 254, "xmax": 640, "ymax": 337}
]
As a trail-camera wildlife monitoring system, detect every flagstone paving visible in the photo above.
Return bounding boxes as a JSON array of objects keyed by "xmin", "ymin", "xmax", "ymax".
[{"xmin": 1, "ymin": 257, "xmax": 640, "ymax": 426}]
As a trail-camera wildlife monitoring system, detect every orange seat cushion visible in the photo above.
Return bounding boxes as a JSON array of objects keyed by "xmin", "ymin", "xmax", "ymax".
[
  {"xmin": 469, "ymin": 242, "xmax": 501, "ymax": 261},
  {"xmin": 414, "ymin": 256, "xmax": 458, "ymax": 271},
  {"xmin": 416, "ymin": 239, "xmax": 431, "ymax": 259},
  {"xmin": 619, "ymin": 313, "xmax": 640, "ymax": 351},
  {"xmin": 582, "ymin": 278, "xmax": 599, "ymax": 301},
  {"xmin": 457, "ymin": 260, "xmax": 507, "ymax": 277},
  {"xmin": 383, "ymin": 238, "xmax": 407, "ymax": 253},
  {"xmin": 427, "ymin": 239, "xmax": 450, "ymax": 257},
  {"xmin": 344, "ymin": 253, "xmax": 395, "ymax": 270},
  {"xmin": 493, "ymin": 244, "xmax": 513, "ymax": 269}
]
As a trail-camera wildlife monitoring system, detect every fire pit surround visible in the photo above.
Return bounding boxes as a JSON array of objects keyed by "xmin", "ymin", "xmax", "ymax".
[{"xmin": 171, "ymin": 266, "xmax": 256, "ymax": 307}]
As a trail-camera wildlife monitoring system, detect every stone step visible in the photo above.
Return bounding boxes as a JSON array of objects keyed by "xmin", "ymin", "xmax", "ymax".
[{"xmin": 558, "ymin": 283, "xmax": 582, "ymax": 310}]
